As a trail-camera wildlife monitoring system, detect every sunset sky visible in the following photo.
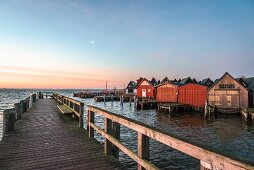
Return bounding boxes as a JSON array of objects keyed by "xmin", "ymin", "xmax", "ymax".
[{"xmin": 0, "ymin": 0, "xmax": 253, "ymax": 89}]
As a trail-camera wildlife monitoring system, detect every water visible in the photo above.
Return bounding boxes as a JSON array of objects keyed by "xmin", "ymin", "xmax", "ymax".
[{"xmin": 1, "ymin": 89, "xmax": 254, "ymax": 169}]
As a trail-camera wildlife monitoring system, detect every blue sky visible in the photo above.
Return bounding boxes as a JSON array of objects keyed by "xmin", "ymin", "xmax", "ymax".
[{"xmin": 0, "ymin": 0, "xmax": 253, "ymax": 88}]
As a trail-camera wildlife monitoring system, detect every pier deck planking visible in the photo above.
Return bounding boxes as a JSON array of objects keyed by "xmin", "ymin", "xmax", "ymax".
[{"xmin": 0, "ymin": 99, "xmax": 122, "ymax": 170}]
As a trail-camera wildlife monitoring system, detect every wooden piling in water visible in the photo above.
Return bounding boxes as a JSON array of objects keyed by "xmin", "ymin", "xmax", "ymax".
[{"xmin": 3, "ymin": 109, "xmax": 16, "ymax": 132}]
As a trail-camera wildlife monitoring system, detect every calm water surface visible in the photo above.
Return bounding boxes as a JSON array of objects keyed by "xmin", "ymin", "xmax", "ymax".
[{"xmin": 1, "ymin": 89, "xmax": 254, "ymax": 170}]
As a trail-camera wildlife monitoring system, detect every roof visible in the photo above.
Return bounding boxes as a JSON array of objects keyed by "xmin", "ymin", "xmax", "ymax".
[
  {"xmin": 208, "ymin": 72, "xmax": 247, "ymax": 90},
  {"xmin": 192, "ymin": 78, "xmax": 198, "ymax": 84},
  {"xmin": 243, "ymin": 77, "xmax": 254, "ymax": 90},
  {"xmin": 126, "ymin": 81, "xmax": 136, "ymax": 89},
  {"xmin": 179, "ymin": 77, "xmax": 193, "ymax": 85},
  {"xmin": 200, "ymin": 78, "xmax": 213, "ymax": 84},
  {"xmin": 161, "ymin": 76, "xmax": 170, "ymax": 83},
  {"xmin": 150, "ymin": 77, "xmax": 157, "ymax": 85},
  {"xmin": 135, "ymin": 78, "xmax": 154, "ymax": 89},
  {"xmin": 156, "ymin": 80, "xmax": 178, "ymax": 88}
]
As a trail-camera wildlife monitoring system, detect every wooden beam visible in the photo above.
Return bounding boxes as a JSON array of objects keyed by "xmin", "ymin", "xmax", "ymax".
[
  {"xmin": 104, "ymin": 118, "xmax": 112, "ymax": 155},
  {"xmin": 87, "ymin": 105, "xmax": 254, "ymax": 170},
  {"xmin": 90, "ymin": 123, "xmax": 159, "ymax": 170},
  {"xmin": 138, "ymin": 132, "xmax": 149, "ymax": 170},
  {"xmin": 88, "ymin": 111, "xmax": 94, "ymax": 138}
]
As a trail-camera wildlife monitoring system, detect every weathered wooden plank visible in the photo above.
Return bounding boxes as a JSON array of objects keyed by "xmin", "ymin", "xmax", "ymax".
[
  {"xmin": 57, "ymin": 105, "xmax": 74, "ymax": 115},
  {"xmin": 90, "ymin": 122, "xmax": 159, "ymax": 170},
  {"xmin": 0, "ymin": 99, "xmax": 122, "ymax": 170}
]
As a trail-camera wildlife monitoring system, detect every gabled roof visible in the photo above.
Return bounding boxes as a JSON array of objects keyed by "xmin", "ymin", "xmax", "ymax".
[
  {"xmin": 208, "ymin": 72, "xmax": 247, "ymax": 90},
  {"xmin": 156, "ymin": 80, "xmax": 178, "ymax": 88},
  {"xmin": 179, "ymin": 77, "xmax": 193, "ymax": 85},
  {"xmin": 192, "ymin": 78, "xmax": 198, "ymax": 84},
  {"xmin": 126, "ymin": 81, "xmax": 136, "ymax": 89},
  {"xmin": 150, "ymin": 77, "xmax": 157, "ymax": 86},
  {"xmin": 236, "ymin": 77, "xmax": 248, "ymax": 88},
  {"xmin": 161, "ymin": 76, "xmax": 170, "ymax": 83},
  {"xmin": 200, "ymin": 78, "xmax": 213, "ymax": 84},
  {"xmin": 135, "ymin": 78, "xmax": 154, "ymax": 89},
  {"xmin": 243, "ymin": 77, "xmax": 254, "ymax": 90}
]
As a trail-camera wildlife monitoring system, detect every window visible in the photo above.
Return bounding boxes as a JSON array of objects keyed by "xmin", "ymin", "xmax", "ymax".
[{"xmin": 219, "ymin": 84, "xmax": 235, "ymax": 89}]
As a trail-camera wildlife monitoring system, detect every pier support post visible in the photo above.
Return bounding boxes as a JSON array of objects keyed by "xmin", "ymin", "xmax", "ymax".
[
  {"xmin": 29, "ymin": 95, "xmax": 33, "ymax": 109},
  {"xmin": 88, "ymin": 111, "xmax": 94, "ymax": 138},
  {"xmin": 79, "ymin": 103, "xmax": 84, "ymax": 128},
  {"xmin": 3, "ymin": 109, "xmax": 16, "ymax": 132},
  {"xmin": 14, "ymin": 103, "xmax": 22, "ymax": 120},
  {"xmin": 137, "ymin": 132, "xmax": 149, "ymax": 170}
]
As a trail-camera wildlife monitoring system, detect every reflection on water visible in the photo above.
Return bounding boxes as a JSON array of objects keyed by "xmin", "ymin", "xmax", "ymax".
[{"xmin": 1, "ymin": 89, "xmax": 254, "ymax": 169}]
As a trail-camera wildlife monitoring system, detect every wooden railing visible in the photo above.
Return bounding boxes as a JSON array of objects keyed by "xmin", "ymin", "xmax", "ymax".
[
  {"xmin": 87, "ymin": 105, "xmax": 254, "ymax": 170},
  {"xmin": 38, "ymin": 91, "xmax": 53, "ymax": 99},
  {"xmin": 2, "ymin": 93, "xmax": 37, "ymax": 138},
  {"xmin": 53, "ymin": 93, "xmax": 84, "ymax": 128}
]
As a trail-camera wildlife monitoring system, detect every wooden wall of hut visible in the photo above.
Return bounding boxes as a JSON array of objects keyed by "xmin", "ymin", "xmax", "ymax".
[
  {"xmin": 178, "ymin": 83, "xmax": 207, "ymax": 108},
  {"xmin": 156, "ymin": 82, "xmax": 178, "ymax": 103},
  {"xmin": 208, "ymin": 73, "xmax": 248, "ymax": 108}
]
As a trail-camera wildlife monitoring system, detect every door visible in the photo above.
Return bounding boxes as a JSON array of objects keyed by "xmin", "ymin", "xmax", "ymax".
[{"xmin": 142, "ymin": 89, "xmax": 146, "ymax": 97}]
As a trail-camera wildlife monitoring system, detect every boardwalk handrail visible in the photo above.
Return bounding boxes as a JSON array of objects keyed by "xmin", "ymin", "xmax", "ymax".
[
  {"xmin": 53, "ymin": 93, "xmax": 84, "ymax": 127},
  {"xmin": 38, "ymin": 91, "xmax": 54, "ymax": 99},
  {"xmin": 87, "ymin": 105, "xmax": 254, "ymax": 170}
]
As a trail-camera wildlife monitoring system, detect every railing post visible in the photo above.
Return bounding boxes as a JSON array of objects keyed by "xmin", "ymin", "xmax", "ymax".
[
  {"xmin": 104, "ymin": 118, "xmax": 120, "ymax": 159},
  {"xmin": 88, "ymin": 111, "xmax": 94, "ymax": 138},
  {"xmin": 79, "ymin": 103, "xmax": 84, "ymax": 128},
  {"xmin": 137, "ymin": 132, "xmax": 149, "ymax": 170},
  {"xmin": 112, "ymin": 122, "xmax": 120, "ymax": 159},
  {"xmin": 104, "ymin": 118, "xmax": 113, "ymax": 155}
]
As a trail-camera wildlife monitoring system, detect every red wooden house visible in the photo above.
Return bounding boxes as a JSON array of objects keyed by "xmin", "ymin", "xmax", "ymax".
[
  {"xmin": 178, "ymin": 83, "xmax": 208, "ymax": 108},
  {"xmin": 136, "ymin": 78, "xmax": 155, "ymax": 98},
  {"xmin": 156, "ymin": 81, "xmax": 179, "ymax": 103}
]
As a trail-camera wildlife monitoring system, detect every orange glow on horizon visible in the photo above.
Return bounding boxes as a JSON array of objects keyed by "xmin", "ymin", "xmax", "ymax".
[{"xmin": 0, "ymin": 66, "xmax": 136, "ymax": 89}]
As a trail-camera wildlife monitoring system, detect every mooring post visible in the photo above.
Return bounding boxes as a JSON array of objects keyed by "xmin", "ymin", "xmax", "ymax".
[
  {"xmin": 3, "ymin": 109, "xmax": 16, "ymax": 132},
  {"xmin": 137, "ymin": 132, "xmax": 149, "ymax": 170},
  {"xmin": 79, "ymin": 102, "xmax": 84, "ymax": 128},
  {"xmin": 14, "ymin": 103, "xmax": 22, "ymax": 120},
  {"xmin": 2, "ymin": 111, "xmax": 6, "ymax": 137},
  {"xmin": 28, "ymin": 95, "xmax": 33, "ymax": 109},
  {"xmin": 88, "ymin": 111, "xmax": 94, "ymax": 138},
  {"xmin": 104, "ymin": 94, "xmax": 106, "ymax": 104},
  {"xmin": 104, "ymin": 118, "xmax": 113, "ymax": 155}
]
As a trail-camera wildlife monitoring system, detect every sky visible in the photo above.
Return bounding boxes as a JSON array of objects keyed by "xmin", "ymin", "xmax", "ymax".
[{"xmin": 0, "ymin": 0, "xmax": 253, "ymax": 89}]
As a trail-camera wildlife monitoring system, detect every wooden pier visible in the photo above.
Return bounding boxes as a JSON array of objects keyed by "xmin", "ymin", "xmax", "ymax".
[
  {"xmin": 157, "ymin": 103, "xmax": 191, "ymax": 113},
  {"xmin": 0, "ymin": 96, "xmax": 122, "ymax": 170},
  {"xmin": 1, "ymin": 92, "xmax": 254, "ymax": 170}
]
